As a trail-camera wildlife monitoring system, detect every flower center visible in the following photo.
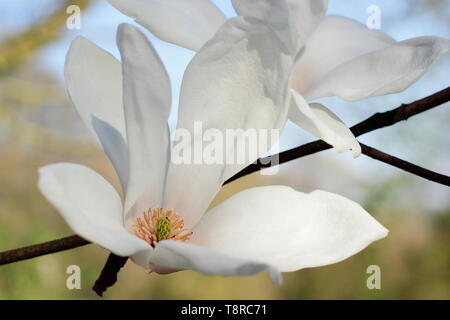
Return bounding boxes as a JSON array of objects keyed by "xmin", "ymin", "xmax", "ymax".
[{"xmin": 132, "ymin": 208, "xmax": 192, "ymax": 248}]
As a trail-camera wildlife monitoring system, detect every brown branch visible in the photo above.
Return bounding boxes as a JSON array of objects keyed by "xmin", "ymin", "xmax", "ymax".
[
  {"xmin": 0, "ymin": 235, "xmax": 89, "ymax": 265},
  {"xmin": 361, "ymin": 144, "xmax": 450, "ymax": 186},
  {"xmin": 0, "ymin": 87, "xmax": 448, "ymax": 295}
]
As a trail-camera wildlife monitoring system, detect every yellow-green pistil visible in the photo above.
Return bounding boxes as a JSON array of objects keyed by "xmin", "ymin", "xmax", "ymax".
[{"xmin": 155, "ymin": 216, "xmax": 172, "ymax": 241}]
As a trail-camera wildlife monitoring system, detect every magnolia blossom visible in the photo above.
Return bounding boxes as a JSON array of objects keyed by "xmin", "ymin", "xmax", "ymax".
[
  {"xmin": 39, "ymin": 21, "xmax": 387, "ymax": 282},
  {"xmin": 109, "ymin": 0, "xmax": 449, "ymax": 157}
]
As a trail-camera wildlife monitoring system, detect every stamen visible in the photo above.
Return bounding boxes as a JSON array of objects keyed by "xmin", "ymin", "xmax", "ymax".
[{"xmin": 132, "ymin": 208, "xmax": 193, "ymax": 248}]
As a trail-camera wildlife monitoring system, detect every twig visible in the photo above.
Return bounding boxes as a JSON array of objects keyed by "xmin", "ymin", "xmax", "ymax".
[
  {"xmin": 92, "ymin": 254, "xmax": 128, "ymax": 297},
  {"xmin": 0, "ymin": 235, "xmax": 89, "ymax": 265},
  {"xmin": 0, "ymin": 87, "xmax": 448, "ymax": 295},
  {"xmin": 360, "ymin": 144, "xmax": 450, "ymax": 186}
]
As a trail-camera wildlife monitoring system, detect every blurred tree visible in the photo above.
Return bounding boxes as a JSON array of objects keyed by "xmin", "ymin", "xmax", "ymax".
[
  {"xmin": 0, "ymin": 0, "xmax": 92, "ymax": 74},
  {"xmin": 0, "ymin": 1, "xmax": 95, "ymax": 151}
]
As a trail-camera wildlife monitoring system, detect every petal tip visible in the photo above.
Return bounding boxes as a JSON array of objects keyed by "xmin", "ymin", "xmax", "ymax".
[
  {"xmin": 68, "ymin": 36, "xmax": 94, "ymax": 55},
  {"xmin": 117, "ymin": 22, "xmax": 137, "ymax": 38},
  {"xmin": 378, "ymin": 226, "xmax": 390, "ymax": 240},
  {"xmin": 352, "ymin": 143, "xmax": 362, "ymax": 159},
  {"xmin": 117, "ymin": 22, "xmax": 148, "ymax": 49}
]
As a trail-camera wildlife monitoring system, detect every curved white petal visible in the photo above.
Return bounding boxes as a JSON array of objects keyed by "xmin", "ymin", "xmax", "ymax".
[
  {"xmin": 108, "ymin": 0, "xmax": 226, "ymax": 51},
  {"xmin": 292, "ymin": 15, "xmax": 394, "ymax": 99},
  {"xmin": 164, "ymin": 17, "xmax": 294, "ymax": 228},
  {"xmin": 65, "ymin": 37, "xmax": 128, "ymax": 192},
  {"xmin": 117, "ymin": 24, "xmax": 172, "ymax": 226},
  {"xmin": 149, "ymin": 240, "xmax": 282, "ymax": 284},
  {"xmin": 305, "ymin": 36, "xmax": 450, "ymax": 101},
  {"xmin": 38, "ymin": 163, "xmax": 150, "ymax": 257},
  {"xmin": 289, "ymin": 90, "xmax": 361, "ymax": 157},
  {"xmin": 232, "ymin": 0, "xmax": 328, "ymax": 53},
  {"xmin": 191, "ymin": 186, "xmax": 388, "ymax": 272}
]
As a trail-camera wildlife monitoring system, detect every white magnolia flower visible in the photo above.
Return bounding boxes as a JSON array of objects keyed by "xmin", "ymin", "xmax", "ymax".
[
  {"xmin": 38, "ymin": 21, "xmax": 388, "ymax": 282},
  {"xmin": 108, "ymin": 0, "xmax": 449, "ymax": 158}
]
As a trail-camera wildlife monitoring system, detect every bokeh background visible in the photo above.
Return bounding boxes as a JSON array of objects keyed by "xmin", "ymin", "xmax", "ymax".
[{"xmin": 0, "ymin": 0, "xmax": 449, "ymax": 299}]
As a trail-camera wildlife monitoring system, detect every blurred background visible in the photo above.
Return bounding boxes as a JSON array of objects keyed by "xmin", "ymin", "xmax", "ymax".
[{"xmin": 0, "ymin": 0, "xmax": 449, "ymax": 299}]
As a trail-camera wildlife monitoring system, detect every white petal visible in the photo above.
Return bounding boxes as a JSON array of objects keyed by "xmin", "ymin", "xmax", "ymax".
[
  {"xmin": 232, "ymin": 0, "xmax": 328, "ymax": 53},
  {"xmin": 130, "ymin": 250, "xmax": 154, "ymax": 269},
  {"xmin": 292, "ymin": 15, "xmax": 394, "ymax": 99},
  {"xmin": 149, "ymin": 240, "xmax": 282, "ymax": 284},
  {"xmin": 305, "ymin": 36, "xmax": 450, "ymax": 101},
  {"xmin": 231, "ymin": 0, "xmax": 298, "ymax": 53},
  {"xmin": 289, "ymin": 90, "xmax": 361, "ymax": 157},
  {"xmin": 117, "ymin": 24, "xmax": 172, "ymax": 225},
  {"xmin": 191, "ymin": 186, "xmax": 388, "ymax": 272},
  {"xmin": 65, "ymin": 37, "xmax": 129, "ymax": 192},
  {"xmin": 164, "ymin": 17, "xmax": 294, "ymax": 228},
  {"xmin": 108, "ymin": 0, "xmax": 226, "ymax": 51},
  {"xmin": 38, "ymin": 163, "xmax": 150, "ymax": 257},
  {"xmin": 287, "ymin": 0, "xmax": 328, "ymax": 45}
]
